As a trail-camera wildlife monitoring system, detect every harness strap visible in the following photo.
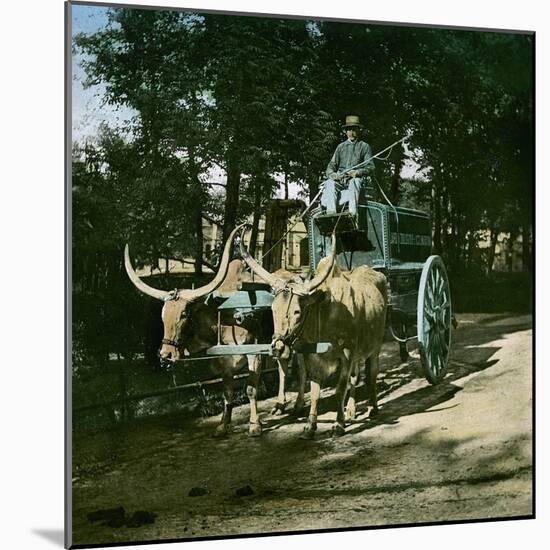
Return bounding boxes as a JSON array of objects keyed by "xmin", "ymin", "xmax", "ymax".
[
  {"xmin": 274, "ymin": 287, "xmax": 310, "ymax": 347},
  {"xmin": 161, "ymin": 338, "xmax": 179, "ymax": 348}
]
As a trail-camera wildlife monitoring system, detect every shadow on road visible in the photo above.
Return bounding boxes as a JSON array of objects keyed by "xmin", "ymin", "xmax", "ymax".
[
  {"xmin": 261, "ymin": 314, "xmax": 531, "ymax": 437},
  {"xmin": 70, "ymin": 314, "xmax": 532, "ymax": 547}
]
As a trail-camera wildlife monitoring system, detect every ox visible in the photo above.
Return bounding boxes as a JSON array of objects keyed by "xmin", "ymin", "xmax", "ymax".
[
  {"xmin": 241, "ymin": 234, "xmax": 388, "ymax": 439},
  {"xmin": 125, "ymin": 225, "xmax": 297, "ymax": 436}
]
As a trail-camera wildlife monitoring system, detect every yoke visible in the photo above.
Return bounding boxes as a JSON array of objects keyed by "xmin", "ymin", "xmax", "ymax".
[{"xmin": 206, "ymin": 281, "xmax": 333, "ymax": 357}]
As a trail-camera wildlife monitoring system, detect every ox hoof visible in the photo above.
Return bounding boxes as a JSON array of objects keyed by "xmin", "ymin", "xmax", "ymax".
[
  {"xmin": 345, "ymin": 406, "xmax": 356, "ymax": 422},
  {"xmin": 332, "ymin": 423, "xmax": 346, "ymax": 437},
  {"xmin": 270, "ymin": 402, "xmax": 286, "ymax": 416},
  {"xmin": 299, "ymin": 426, "xmax": 316, "ymax": 440},
  {"xmin": 214, "ymin": 424, "xmax": 230, "ymax": 437},
  {"xmin": 248, "ymin": 422, "xmax": 263, "ymax": 437},
  {"xmin": 291, "ymin": 399, "xmax": 305, "ymax": 417}
]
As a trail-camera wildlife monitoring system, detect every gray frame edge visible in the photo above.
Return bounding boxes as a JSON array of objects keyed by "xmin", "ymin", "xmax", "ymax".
[{"xmin": 65, "ymin": 1, "xmax": 73, "ymax": 548}]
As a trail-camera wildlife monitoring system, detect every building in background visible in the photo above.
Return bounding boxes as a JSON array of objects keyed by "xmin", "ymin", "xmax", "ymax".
[{"xmin": 137, "ymin": 200, "xmax": 309, "ymax": 279}]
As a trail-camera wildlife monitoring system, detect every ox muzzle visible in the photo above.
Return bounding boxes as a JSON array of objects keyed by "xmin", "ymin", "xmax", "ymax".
[
  {"xmin": 158, "ymin": 338, "xmax": 180, "ymax": 369},
  {"xmin": 271, "ymin": 335, "xmax": 292, "ymax": 360}
]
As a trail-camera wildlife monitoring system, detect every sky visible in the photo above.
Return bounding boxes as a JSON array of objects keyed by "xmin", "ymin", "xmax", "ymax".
[{"xmin": 71, "ymin": 4, "xmax": 136, "ymax": 144}]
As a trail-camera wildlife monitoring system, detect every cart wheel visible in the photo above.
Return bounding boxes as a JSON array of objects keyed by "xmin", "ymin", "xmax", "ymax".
[{"xmin": 417, "ymin": 255, "xmax": 452, "ymax": 384}]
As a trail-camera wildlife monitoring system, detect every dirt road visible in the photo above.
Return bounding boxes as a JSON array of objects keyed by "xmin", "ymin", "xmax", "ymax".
[{"xmin": 71, "ymin": 313, "xmax": 533, "ymax": 546}]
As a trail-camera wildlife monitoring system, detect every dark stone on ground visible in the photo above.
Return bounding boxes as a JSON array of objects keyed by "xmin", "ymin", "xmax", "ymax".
[
  {"xmin": 126, "ymin": 510, "xmax": 157, "ymax": 527},
  {"xmin": 87, "ymin": 507, "xmax": 125, "ymax": 524},
  {"xmin": 188, "ymin": 486, "xmax": 209, "ymax": 497},
  {"xmin": 105, "ymin": 515, "xmax": 126, "ymax": 528},
  {"xmin": 235, "ymin": 485, "xmax": 254, "ymax": 497}
]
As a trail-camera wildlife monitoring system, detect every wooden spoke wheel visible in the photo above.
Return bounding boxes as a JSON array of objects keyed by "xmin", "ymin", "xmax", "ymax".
[{"xmin": 417, "ymin": 256, "xmax": 452, "ymax": 384}]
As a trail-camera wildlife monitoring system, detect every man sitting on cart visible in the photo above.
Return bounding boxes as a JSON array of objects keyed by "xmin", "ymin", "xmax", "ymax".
[{"xmin": 320, "ymin": 115, "xmax": 375, "ymax": 224}]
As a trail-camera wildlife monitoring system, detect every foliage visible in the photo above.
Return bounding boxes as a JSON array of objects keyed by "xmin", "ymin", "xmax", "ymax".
[{"xmin": 73, "ymin": 8, "xmax": 533, "ymax": 363}]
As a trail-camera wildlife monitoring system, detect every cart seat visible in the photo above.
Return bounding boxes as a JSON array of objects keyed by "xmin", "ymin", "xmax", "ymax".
[
  {"xmin": 315, "ymin": 211, "xmax": 358, "ymax": 234},
  {"xmin": 314, "ymin": 212, "xmax": 374, "ymax": 252}
]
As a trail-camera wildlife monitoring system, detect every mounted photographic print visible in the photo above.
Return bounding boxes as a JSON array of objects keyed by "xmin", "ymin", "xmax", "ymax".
[{"xmin": 66, "ymin": 0, "xmax": 534, "ymax": 547}]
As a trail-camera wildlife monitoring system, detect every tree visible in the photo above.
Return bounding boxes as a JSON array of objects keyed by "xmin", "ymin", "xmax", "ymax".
[{"xmin": 72, "ymin": 6, "xmax": 534, "ymax": 365}]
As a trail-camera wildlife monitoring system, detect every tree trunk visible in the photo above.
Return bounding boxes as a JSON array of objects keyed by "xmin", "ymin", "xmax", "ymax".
[
  {"xmin": 461, "ymin": 216, "xmax": 469, "ymax": 268},
  {"xmin": 467, "ymin": 229, "xmax": 476, "ymax": 270},
  {"xmin": 194, "ymin": 205, "xmax": 203, "ymax": 275},
  {"xmin": 188, "ymin": 147, "xmax": 204, "ymax": 275},
  {"xmin": 440, "ymin": 187, "xmax": 449, "ymax": 255},
  {"xmin": 522, "ymin": 220, "xmax": 531, "ymax": 272},
  {"xmin": 487, "ymin": 226, "xmax": 498, "ymax": 277},
  {"xmin": 249, "ymin": 181, "xmax": 262, "ymax": 258},
  {"xmin": 390, "ymin": 148, "xmax": 405, "ymax": 204},
  {"xmin": 507, "ymin": 229, "xmax": 518, "ymax": 272},
  {"xmin": 432, "ymin": 180, "xmax": 442, "ymax": 254},
  {"xmin": 451, "ymin": 207, "xmax": 459, "ymax": 268},
  {"xmin": 222, "ymin": 154, "xmax": 241, "ymax": 245}
]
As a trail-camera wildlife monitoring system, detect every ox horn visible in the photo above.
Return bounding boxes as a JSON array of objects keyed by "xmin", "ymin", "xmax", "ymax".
[
  {"xmin": 177, "ymin": 223, "xmax": 246, "ymax": 300},
  {"xmin": 303, "ymin": 232, "xmax": 337, "ymax": 294},
  {"xmin": 124, "ymin": 245, "xmax": 170, "ymax": 301},
  {"xmin": 238, "ymin": 227, "xmax": 287, "ymax": 290},
  {"xmin": 124, "ymin": 223, "xmax": 245, "ymax": 301}
]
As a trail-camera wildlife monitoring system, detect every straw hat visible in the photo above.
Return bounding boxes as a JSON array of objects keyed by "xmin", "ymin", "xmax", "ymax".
[{"xmin": 343, "ymin": 115, "xmax": 363, "ymax": 129}]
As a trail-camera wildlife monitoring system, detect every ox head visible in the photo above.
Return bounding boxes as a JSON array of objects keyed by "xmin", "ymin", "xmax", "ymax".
[
  {"xmin": 125, "ymin": 224, "xmax": 245, "ymax": 366},
  {"xmin": 239, "ymin": 231, "xmax": 336, "ymax": 359}
]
